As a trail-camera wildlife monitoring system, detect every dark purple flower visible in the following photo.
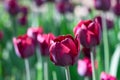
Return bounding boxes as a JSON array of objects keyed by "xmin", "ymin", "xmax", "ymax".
[
  {"xmin": 34, "ymin": 0, "xmax": 46, "ymax": 7},
  {"xmin": 13, "ymin": 34, "xmax": 35, "ymax": 59},
  {"xmin": 100, "ymin": 72, "xmax": 117, "ymax": 80},
  {"xmin": 0, "ymin": 31, "xmax": 4, "ymax": 40},
  {"xmin": 18, "ymin": 16, "xmax": 27, "ymax": 26},
  {"xmin": 27, "ymin": 27, "xmax": 43, "ymax": 44},
  {"xmin": 56, "ymin": 2, "xmax": 74, "ymax": 14},
  {"xmin": 77, "ymin": 58, "xmax": 92, "ymax": 76},
  {"xmin": 113, "ymin": 1, "xmax": 120, "ymax": 16},
  {"xmin": 4, "ymin": 0, "xmax": 20, "ymax": 16},
  {"xmin": 94, "ymin": 16, "xmax": 114, "ymax": 30},
  {"xmin": 37, "ymin": 33, "xmax": 55, "ymax": 56},
  {"xmin": 73, "ymin": 20, "xmax": 101, "ymax": 48},
  {"xmin": 20, "ymin": 6, "xmax": 28, "ymax": 16},
  {"xmin": 94, "ymin": 0, "xmax": 111, "ymax": 11},
  {"xmin": 49, "ymin": 35, "xmax": 80, "ymax": 66},
  {"xmin": 82, "ymin": 47, "xmax": 91, "ymax": 58}
]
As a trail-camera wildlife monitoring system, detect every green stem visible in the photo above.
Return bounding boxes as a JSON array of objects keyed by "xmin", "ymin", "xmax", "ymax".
[
  {"xmin": 90, "ymin": 48, "xmax": 96, "ymax": 80},
  {"xmin": 11, "ymin": 16, "xmax": 17, "ymax": 36},
  {"xmin": 25, "ymin": 59, "xmax": 31, "ymax": 80},
  {"xmin": 43, "ymin": 58, "xmax": 48, "ymax": 80},
  {"xmin": 65, "ymin": 66, "xmax": 71, "ymax": 80},
  {"xmin": 101, "ymin": 12, "xmax": 109, "ymax": 73},
  {"xmin": 36, "ymin": 46, "xmax": 42, "ymax": 80},
  {"xmin": 84, "ymin": 76, "xmax": 89, "ymax": 80},
  {"xmin": 52, "ymin": 71, "xmax": 57, "ymax": 80}
]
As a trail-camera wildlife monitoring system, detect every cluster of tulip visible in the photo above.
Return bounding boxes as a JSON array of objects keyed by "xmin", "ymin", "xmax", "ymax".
[{"xmin": 0, "ymin": 0, "xmax": 120, "ymax": 80}]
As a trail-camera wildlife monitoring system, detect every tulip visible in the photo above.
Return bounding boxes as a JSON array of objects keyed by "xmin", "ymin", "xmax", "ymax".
[
  {"xmin": 73, "ymin": 20, "xmax": 101, "ymax": 48},
  {"xmin": 4, "ymin": 0, "xmax": 20, "ymax": 16},
  {"xmin": 56, "ymin": 2, "xmax": 74, "ymax": 14},
  {"xmin": 94, "ymin": 0, "xmax": 111, "ymax": 11},
  {"xmin": 100, "ymin": 72, "xmax": 117, "ymax": 80},
  {"xmin": 77, "ymin": 58, "xmax": 92, "ymax": 76},
  {"xmin": 20, "ymin": 6, "xmax": 28, "ymax": 16},
  {"xmin": 34, "ymin": 0, "xmax": 46, "ymax": 7},
  {"xmin": 113, "ymin": 1, "xmax": 120, "ymax": 16},
  {"xmin": 0, "ymin": 31, "xmax": 4, "ymax": 40},
  {"xmin": 13, "ymin": 34, "xmax": 35, "ymax": 59},
  {"xmin": 49, "ymin": 35, "xmax": 80, "ymax": 66},
  {"xmin": 18, "ymin": 16, "xmax": 27, "ymax": 26},
  {"xmin": 94, "ymin": 16, "xmax": 114, "ymax": 30},
  {"xmin": 37, "ymin": 33, "xmax": 55, "ymax": 56},
  {"xmin": 82, "ymin": 47, "xmax": 91, "ymax": 58},
  {"xmin": 27, "ymin": 27, "xmax": 43, "ymax": 44}
]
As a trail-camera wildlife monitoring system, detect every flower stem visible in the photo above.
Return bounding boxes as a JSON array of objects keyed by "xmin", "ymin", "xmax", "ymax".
[
  {"xmin": 65, "ymin": 66, "xmax": 71, "ymax": 80},
  {"xmin": 90, "ymin": 48, "xmax": 96, "ymax": 80},
  {"xmin": 101, "ymin": 12, "xmax": 109, "ymax": 73},
  {"xmin": 84, "ymin": 76, "xmax": 89, "ymax": 80},
  {"xmin": 43, "ymin": 58, "xmax": 48, "ymax": 80},
  {"xmin": 52, "ymin": 71, "xmax": 57, "ymax": 80},
  {"xmin": 25, "ymin": 59, "xmax": 31, "ymax": 80},
  {"xmin": 36, "ymin": 46, "xmax": 42, "ymax": 80}
]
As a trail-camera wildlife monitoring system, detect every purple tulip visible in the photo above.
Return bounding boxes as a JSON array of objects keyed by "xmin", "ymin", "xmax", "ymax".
[
  {"xmin": 113, "ymin": 1, "xmax": 120, "ymax": 16},
  {"xmin": 0, "ymin": 31, "xmax": 4, "ymax": 40},
  {"xmin": 20, "ymin": 6, "xmax": 28, "ymax": 16},
  {"xmin": 94, "ymin": 16, "xmax": 114, "ymax": 30},
  {"xmin": 94, "ymin": 0, "xmax": 111, "ymax": 11},
  {"xmin": 4, "ymin": 0, "xmax": 20, "ymax": 16},
  {"xmin": 82, "ymin": 47, "xmax": 91, "ymax": 58},
  {"xmin": 18, "ymin": 15, "xmax": 27, "ymax": 26},
  {"xmin": 49, "ymin": 35, "xmax": 80, "ymax": 66},
  {"xmin": 73, "ymin": 20, "xmax": 101, "ymax": 48},
  {"xmin": 56, "ymin": 2, "xmax": 74, "ymax": 14},
  {"xmin": 37, "ymin": 33, "xmax": 55, "ymax": 56},
  {"xmin": 100, "ymin": 72, "xmax": 117, "ymax": 80},
  {"xmin": 34, "ymin": 0, "xmax": 46, "ymax": 7},
  {"xmin": 13, "ymin": 34, "xmax": 35, "ymax": 59}
]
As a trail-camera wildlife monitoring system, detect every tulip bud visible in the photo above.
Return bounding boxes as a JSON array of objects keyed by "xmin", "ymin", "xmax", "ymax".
[
  {"xmin": 20, "ymin": 6, "xmax": 28, "ymax": 16},
  {"xmin": 27, "ymin": 27, "xmax": 43, "ymax": 44},
  {"xmin": 49, "ymin": 35, "xmax": 80, "ymax": 66},
  {"xmin": 82, "ymin": 47, "xmax": 91, "ymax": 58},
  {"xmin": 34, "ymin": 0, "xmax": 46, "ymax": 7},
  {"xmin": 18, "ymin": 15, "xmax": 27, "ymax": 26},
  {"xmin": 73, "ymin": 20, "xmax": 101, "ymax": 48},
  {"xmin": 0, "ymin": 31, "xmax": 4, "ymax": 40},
  {"xmin": 100, "ymin": 72, "xmax": 117, "ymax": 80},
  {"xmin": 56, "ymin": 2, "xmax": 74, "ymax": 14},
  {"xmin": 77, "ymin": 58, "xmax": 92, "ymax": 76},
  {"xmin": 4, "ymin": 0, "xmax": 20, "ymax": 16},
  {"xmin": 94, "ymin": 16, "xmax": 114, "ymax": 30},
  {"xmin": 13, "ymin": 34, "xmax": 35, "ymax": 59},
  {"xmin": 113, "ymin": 2, "xmax": 120, "ymax": 16},
  {"xmin": 37, "ymin": 33, "xmax": 55, "ymax": 56},
  {"xmin": 94, "ymin": 0, "xmax": 111, "ymax": 11}
]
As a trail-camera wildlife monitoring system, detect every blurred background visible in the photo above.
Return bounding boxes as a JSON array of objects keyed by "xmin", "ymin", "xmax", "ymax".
[{"xmin": 0, "ymin": 0, "xmax": 120, "ymax": 80}]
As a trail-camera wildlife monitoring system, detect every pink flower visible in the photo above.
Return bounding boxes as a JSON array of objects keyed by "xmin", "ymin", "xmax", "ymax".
[
  {"xmin": 73, "ymin": 20, "xmax": 101, "ymax": 48},
  {"xmin": 37, "ymin": 33, "xmax": 55, "ymax": 56},
  {"xmin": 100, "ymin": 72, "xmax": 117, "ymax": 80},
  {"xmin": 77, "ymin": 58, "xmax": 92, "ymax": 76},
  {"xmin": 49, "ymin": 35, "xmax": 80, "ymax": 66},
  {"xmin": 13, "ymin": 34, "xmax": 35, "ymax": 59},
  {"xmin": 27, "ymin": 27, "xmax": 43, "ymax": 44}
]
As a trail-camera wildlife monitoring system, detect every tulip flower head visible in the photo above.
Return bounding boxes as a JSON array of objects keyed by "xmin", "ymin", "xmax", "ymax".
[
  {"xmin": 27, "ymin": 27, "xmax": 43, "ymax": 44},
  {"xmin": 73, "ymin": 20, "xmax": 101, "ymax": 48},
  {"xmin": 4, "ymin": 0, "xmax": 20, "ymax": 16},
  {"xmin": 13, "ymin": 34, "xmax": 35, "ymax": 59},
  {"xmin": 37, "ymin": 33, "xmax": 55, "ymax": 56},
  {"xmin": 20, "ymin": 6, "xmax": 28, "ymax": 16},
  {"xmin": 56, "ymin": 2, "xmax": 74, "ymax": 14},
  {"xmin": 0, "ymin": 31, "xmax": 4, "ymax": 40},
  {"xmin": 49, "ymin": 35, "xmax": 80, "ymax": 66},
  {"xmin": 94, "ymin": 16, "xmax": 114, "ymax": 30},
  {"xmin": 100, "ymin": 72, "xmax": 117, "ymax": 80},
  {"xmin": 18, "ymin": 16, "xmax": 27, "ymax": 26},
  {"xmin": 77, "ymin": 58, "xmax": 92, "ymax": 76},
  {"xmin": 82, "ymin": 47, "xmax": 91, "ymax": 58},
  {"xmin": 34, "ymin": 0, "xmax": 46, "ymax": 7},
  {"xmin": 94, "ymin": 0, "xmax": 111, "ymax": 11},
  {"xmin": 113, "ymin": 1, "xmax": 120, "ymax": 16}
]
